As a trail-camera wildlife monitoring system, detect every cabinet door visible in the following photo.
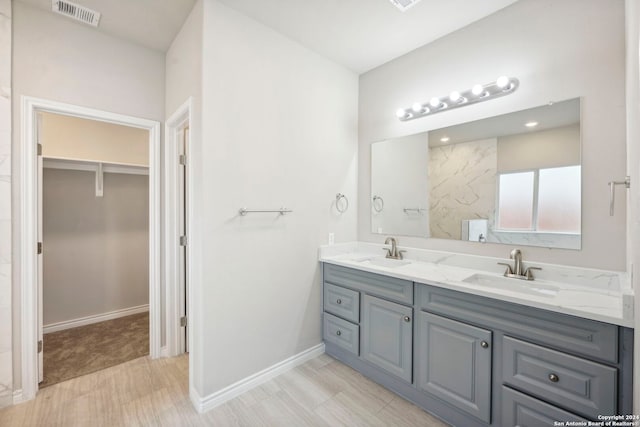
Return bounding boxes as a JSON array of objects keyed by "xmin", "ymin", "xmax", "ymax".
[
  {"xmin": 416, "ymin": 311, "xmax": 492, "ymax": 423},
  {"xmin": 361, "ymin": 295, "xmax": 413, "ymax": 383}
]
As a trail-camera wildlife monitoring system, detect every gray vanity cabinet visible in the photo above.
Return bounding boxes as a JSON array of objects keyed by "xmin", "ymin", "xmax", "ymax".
[
  {"xmin": 321, "ymin": 263, "xmax": 633, "ymax": 427},
  {"xmin": 361, "ymin": 294, "xmax": 413, "ymax": 383},
  {"xmin": 416, "ymin": 311, "xmax": 492, "ymax": 423}
]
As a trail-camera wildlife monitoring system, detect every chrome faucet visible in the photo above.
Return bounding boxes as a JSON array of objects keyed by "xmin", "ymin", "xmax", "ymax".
[
  {"xmin": 498, "ymin": 248, "xmax": 541, "ymax": 281},
  {"xmin": 383, "ymin": 237, "xmax": 405, "ymax": 260}
]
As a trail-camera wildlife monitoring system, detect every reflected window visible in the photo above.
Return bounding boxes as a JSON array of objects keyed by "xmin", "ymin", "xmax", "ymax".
[{"xmin": 496, "ymin": 166, "xmax": 581, "ymax": 233}]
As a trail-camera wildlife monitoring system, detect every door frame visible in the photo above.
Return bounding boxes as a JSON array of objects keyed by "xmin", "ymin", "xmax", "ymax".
[
  {"xmin": 165, "ymin": 98, "xmax": 193, "ymax": 356},
  {"xmin": 20, "ymin": 96, "xmax": 162, "ymax": 400}
]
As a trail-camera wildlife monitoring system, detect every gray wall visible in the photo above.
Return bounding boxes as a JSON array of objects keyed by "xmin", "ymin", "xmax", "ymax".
[
  {"xmin": 43, "ymin": 169, "xmax": 149, "ymax": 326},
  {"xmin": 358, "ymin": 0, "xmax": 626, "ymax": 270}
]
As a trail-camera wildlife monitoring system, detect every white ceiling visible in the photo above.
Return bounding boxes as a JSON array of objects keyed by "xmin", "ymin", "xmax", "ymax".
[
  {"xmin": 215, "ymin": 0, "xmax": 519, "ymax": 73},
  {"xmin": 17, "ymin": 0, "xmax": 197, "ymax": 52},
  {"xmin": 17, "ymin": 0, "xmax": 518, "ymax": 71}
]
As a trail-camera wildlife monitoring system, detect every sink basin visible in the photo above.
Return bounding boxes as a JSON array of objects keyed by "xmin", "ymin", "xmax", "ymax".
[
  {"xmin": 462, "ymin": 273, "xmax": 559, "ymax": 297},
  {"xmin": 360, "ymin": 257, "xmax": 411, "ymax": 268}
]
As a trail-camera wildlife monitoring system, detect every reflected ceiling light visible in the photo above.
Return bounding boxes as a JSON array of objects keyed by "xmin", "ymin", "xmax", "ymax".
[
  {"xmin": 396, "ymin": 76, "xmax": 519, "ymax": 122},
  {"xmin": 389, "ymin": 0, "xmax": 423, "ymax": 12},
  {"xmin": 525, "ymin": 121, "xmax": 539, "ymax": 128},
  {"xmin": 440, "ymin": 137, "xmax": 450, "ymax": 142}
]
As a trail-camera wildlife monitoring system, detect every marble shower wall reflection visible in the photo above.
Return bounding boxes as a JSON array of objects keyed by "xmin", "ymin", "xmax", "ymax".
[
  {"xmin": 0, "ymin": 0, "xmax": 11, "ymax": 409},
  {"xmin": 429, "ymin": 139, "xmax": 497, "ymax": 240}
]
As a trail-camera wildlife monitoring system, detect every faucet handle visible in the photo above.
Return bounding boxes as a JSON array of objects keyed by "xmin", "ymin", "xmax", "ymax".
[
  {"xmin": 382, "ymin": 247, "xmax": 392, "ymax": 257},
  {"xmin": 398, "ymin": 250, "xmax": 406, "ymax": 260},
  {"xmin": 497, "ymin": 262, "xmax": 514, "ymax": 276},
  {"xmin": 524, "ymin": 266, "xmax": 542, "ymax": 280}
]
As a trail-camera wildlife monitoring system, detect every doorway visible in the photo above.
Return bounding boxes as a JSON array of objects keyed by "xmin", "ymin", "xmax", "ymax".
[
  {"xmin": 20, "ymin": 97, "xmax": 162, "ymax": 400},
  {"xmin": 38, "ymin": 111, "xmax": 151, "ymax": 387}
]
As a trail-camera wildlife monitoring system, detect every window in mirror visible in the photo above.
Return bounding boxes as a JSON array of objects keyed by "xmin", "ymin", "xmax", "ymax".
[
  {"xmin": 537, "ymin": 165, "xmax": 581, "ymax": 233},
  {"xmin": 496, "ymin": 171, "xmax": 534, "ymax": 230}
]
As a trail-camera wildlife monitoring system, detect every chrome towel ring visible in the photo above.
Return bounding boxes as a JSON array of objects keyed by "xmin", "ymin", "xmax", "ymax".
[
  {"xmin": 372, "ymin": 195, "xmax": 384, "ymax": 212},
  {"xmin": 335, "ymin": 193, "xmax": 349, "ymax": 213}
]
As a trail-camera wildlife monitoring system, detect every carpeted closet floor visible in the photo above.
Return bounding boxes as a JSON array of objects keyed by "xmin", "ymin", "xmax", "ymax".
[{"xmin": 41, "ymin": 312, "xmax": 149, "ymax": 388}]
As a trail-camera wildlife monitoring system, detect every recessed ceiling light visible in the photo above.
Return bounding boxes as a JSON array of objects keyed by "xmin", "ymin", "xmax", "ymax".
[
  {"xmin": 389, "ymin": 0, "xmax": 423, "ymax": 12},
  {"xmin": 525, "ymin": 121, "xmax": 538, "ymax": 128},
  {"xmin": 440, "ymin": 137, "xmax": 450, "ymax": 143}
]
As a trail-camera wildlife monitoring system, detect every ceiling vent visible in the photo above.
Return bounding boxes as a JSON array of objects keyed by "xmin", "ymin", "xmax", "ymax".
[
  {"xmin": 51, "ymin": 0, "xmax": 101, "ymax": 27},
  {"xmin": 389, "ymin": 0, "xmax": 423, "ymax": 12}
]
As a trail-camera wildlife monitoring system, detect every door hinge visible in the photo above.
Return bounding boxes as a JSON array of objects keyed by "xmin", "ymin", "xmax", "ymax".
[
  {"xmin": 180, "ymin": 316, "xmax": 187, "ymax": 327},
  {"xmin": 37, "ymin": 242, "xmax": 43, "ymax": 254},
  {"xmin": 37, "ymin": 143, "xmax": 42, "ymax": 156},
  {"xmin": 179, "ymin": 235, "xmax": 187, "ymax": 246},
  {"xmin": 37, "ymin": 340, "xmax": 43, "ymax": 353},
  {"xmin": 179, "ymin": 154, "xmax": 186, "ymax": 166}
]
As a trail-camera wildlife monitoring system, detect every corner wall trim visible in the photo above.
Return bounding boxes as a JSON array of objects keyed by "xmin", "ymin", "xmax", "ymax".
[
  {"xmin": 43, "ymin": 304, "xmax": 150, "ymax": 334},
  {"xmin": 192, "ymin": 343, "xmax": 325, "ymax": 413}
]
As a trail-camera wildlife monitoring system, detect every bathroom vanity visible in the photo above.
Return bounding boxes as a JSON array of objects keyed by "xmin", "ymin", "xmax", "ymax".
[{"xmin": 320, "ymin": 245, "xmax": 633, "ymax": 427}]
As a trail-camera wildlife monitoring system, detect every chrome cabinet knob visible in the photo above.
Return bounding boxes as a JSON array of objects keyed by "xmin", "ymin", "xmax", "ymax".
[
  {"xmin": 549, "ymin": 373, "xmax": 559, "ymax": 382},
  {"xmin": 336, "ymin": 299, "xmax": 342, "ymax": 305},
  {"xmin": 336, "ymin": 330, "xmax": 342, "ymax": 336},
  {"xmin": 480, "ymin": 341, "xmax": 489, "ymax": 348},
  {"xmin": 403, "ymin": 316, "xmax": 411, "ymax": 322}
]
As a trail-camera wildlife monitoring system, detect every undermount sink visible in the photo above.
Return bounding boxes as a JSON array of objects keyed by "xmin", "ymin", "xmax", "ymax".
[
  {"xmin": 360, "ymin": 257, "xmax": 411, "ymax": 268},
  {"xmin": 462, "ymin": 273, "xmax": 559, "ymax": 297}
]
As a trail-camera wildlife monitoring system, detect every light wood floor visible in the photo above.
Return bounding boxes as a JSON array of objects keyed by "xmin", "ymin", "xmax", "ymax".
[{"xmin": 0, "ymin": 352, "xmax": 449, "ymax": 426}]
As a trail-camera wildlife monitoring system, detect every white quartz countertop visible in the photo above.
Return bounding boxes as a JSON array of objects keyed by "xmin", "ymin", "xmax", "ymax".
[{"xmin": 319, "ymin": 243, "xmax": 634, "ymax": 328}]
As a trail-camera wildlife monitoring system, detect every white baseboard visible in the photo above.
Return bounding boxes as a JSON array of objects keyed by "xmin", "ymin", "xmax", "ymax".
[
  {"xmin": 12, "ymin": 389, "xmax": 24, "ymax": 405},
  {"xmin": 43, "ymin": 304, "xmax": 149, "ymax": 334},
  {"xmin": 160, "ymin": 346, "xmax": 170, "ymax": 358},
  {"xmin": 192, "ymin": 343, "xmax": 325, "ymax": 413}
]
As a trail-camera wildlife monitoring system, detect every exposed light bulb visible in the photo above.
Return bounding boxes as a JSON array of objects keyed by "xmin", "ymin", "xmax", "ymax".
[
  {"xmin": 496, "ymin": 76, "xmax": 510, "ymax": 89},
  {"xmin": 471, "ymin": 84, "xmax": 484, "ymax": 96},
  {"xmin": 525, "ymin": 121, "xmax": 539, "ymax": 128},
  {"xmin": 440, "ymin": 137, "xmax": 450, "ymax": 142},
  {"xmin": 412, "ymin": 103, "xmax": 423, "ymax": 113},
  {"xmin": 449, "ymin": 91, "xmax": 462, "ymax": 102},
  {"xmin": 429, "ymin": 97, "xmax": 441, "ymax": 108},
  {"xmin": 396, "ymin": 108, "xmax": 407, "ymax": 118}
]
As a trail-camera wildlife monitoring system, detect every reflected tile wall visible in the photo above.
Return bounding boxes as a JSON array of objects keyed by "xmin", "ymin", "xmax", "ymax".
[
  {"xmin": 0, "ymin": 0, "xmax": 11, "ymax": 409},
  {"xmin": 429, "ymin": 138, "xmax": 497, "ymax": 240}
]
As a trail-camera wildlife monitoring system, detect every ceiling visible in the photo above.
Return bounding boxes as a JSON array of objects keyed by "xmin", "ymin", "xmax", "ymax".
[
  {"xmin": 428, "ymin": 98, "xmax": 581, "ymax": 147},
  {"xmin": 17, "ymin": 0, "xmax": 197, "ymax": 52},
  {"xmin": 215, "ymin": 0, "xmax": 519, "ymax": 73},
  {"xmin": 19, "ymin": 0, "xmax": 518, "ymax": 72}
]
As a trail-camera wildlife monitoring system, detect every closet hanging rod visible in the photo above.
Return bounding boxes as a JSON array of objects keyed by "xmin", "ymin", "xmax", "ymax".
[
  {"xmin": 403, "ymin": 208, "xmax": 426, "ymax": 213},
  {"xmin": 239, "ymin": 207, "xmax": 293, "ymax": 216}
]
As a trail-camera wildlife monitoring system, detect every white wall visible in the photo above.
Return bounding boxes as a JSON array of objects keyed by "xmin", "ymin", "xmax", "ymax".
[
  {"xmin": 11, "ymin": 2, "xmax": 165, "ymax": 391},
  {"xmin": 0, "ymin": 0, "xmax": 10, "ymax": 410},
  {"xmin": 358, "ymin": 0, "xmax": 626, "ymax": 271},
  {"xmin": 195, "ymin": 0, "xmax": 358, "ymax": 399},
  {"xmin": 42, "ymin": 169, "xmax": 149, "ymax": 326},
  {"xmin": 40, "ymin": 112, "xmax": 149, "ymax": 166},
  {"xmin": 625, "ymin": 0, "xmax": 640, "ymax": 413},
  {"xmin": 165, "ymin": 0, "xmax": 203, "ymax": 392}
]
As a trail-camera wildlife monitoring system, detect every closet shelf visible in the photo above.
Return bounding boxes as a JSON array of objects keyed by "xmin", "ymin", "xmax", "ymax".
[{"xmin": 43, "ymin": 156, "xmax": 148, "ymax": 176}]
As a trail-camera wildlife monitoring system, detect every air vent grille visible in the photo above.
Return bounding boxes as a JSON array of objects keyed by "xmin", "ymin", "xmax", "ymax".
[
  {"xmin": 389, "ymin": 0, "xmax": 423, "ymax": 12},
  {"xmin": 51, "ymin": 0, "xmax": 101, "ymax": 27}
]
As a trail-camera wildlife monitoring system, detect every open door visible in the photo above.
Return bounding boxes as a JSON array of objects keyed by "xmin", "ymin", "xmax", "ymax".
[
  {"xmin": 178, "ymin": 127, "xmax": 188, "ymax": 352},
  {"xmin": 36, "ymin": 111, "xmax": 44, "ymax": 384}
]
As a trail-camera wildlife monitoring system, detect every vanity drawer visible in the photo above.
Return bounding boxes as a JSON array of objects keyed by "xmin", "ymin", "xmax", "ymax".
[
  {"xmin": 502, "ymin": 386, "xmax": 588, "ymax": 426},
  {"xmin": 324, "ymin": 263, "xmax": 413, "ymax": 305},
  {"xmin": 323, "ymin": 313, "xmax": 359, "ymax": 356},
  {"xmin": 417, "ymin": 284, "xmax": 618, "ymax": 363},
  {"xmin": 324, "ymin": 283, "xmax": 359, "ymax": 323},
  {"xmin": 503, "ymin": 336, "xmax": 617, "ymax": 419}
]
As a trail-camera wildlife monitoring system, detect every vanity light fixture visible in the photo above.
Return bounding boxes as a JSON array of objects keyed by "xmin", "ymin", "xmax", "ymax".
[
  {"xmin": 396, "ymin": 76, "xmax": 519, "ymax": 122},
  {"xmin": 525, "ymin": 121, "xmax": 539, "ymax": 128},
  {"xmin": 440, "ymin": 137, "xmax": 450, "ymax": 143}
]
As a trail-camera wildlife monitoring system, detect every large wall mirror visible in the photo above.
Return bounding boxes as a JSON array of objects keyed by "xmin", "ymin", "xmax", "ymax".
[{"xmin": 371, "ymin": 98, "xmax": 581, "ymax": 250}]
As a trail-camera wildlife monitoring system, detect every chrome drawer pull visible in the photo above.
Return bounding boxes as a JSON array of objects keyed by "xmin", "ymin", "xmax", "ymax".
[
  {"xmin": 336, "ymin": 330, "xmax": 342, "ymax": 336},
  {"xmin": 480, "ymin": 341, "xmax": 489, "ymax": 349},
  {"xmin": 403, "ymin": 316, "xmax": 411, "ymax": 322},
  {"xmin": 548, "ymin": 373, "xmax": 559, "ymax": 382},
  {"xmin": 336, "ymin": 299, "xmax": 342, "ymax": 305}
]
